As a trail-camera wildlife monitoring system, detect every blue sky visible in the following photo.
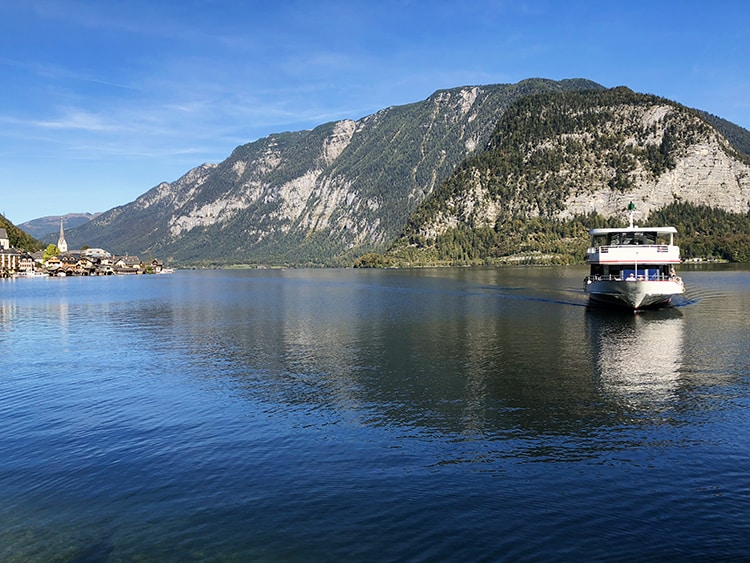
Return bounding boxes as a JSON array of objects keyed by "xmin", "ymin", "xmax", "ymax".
[{"xmin": 1, "ymin": 0, "xmax": 748, "ymax": 224}]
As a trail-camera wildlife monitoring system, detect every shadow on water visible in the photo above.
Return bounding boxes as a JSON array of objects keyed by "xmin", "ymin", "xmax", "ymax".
[
  {"xmin": 585, "ymin": 301, "xmax": 687, "ymax": 316},
  {"xmin": 672, "ymin": 293, "xmax": 699, "ymax": 308}
]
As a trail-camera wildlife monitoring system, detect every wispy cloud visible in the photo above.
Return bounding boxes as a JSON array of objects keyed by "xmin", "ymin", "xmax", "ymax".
[
  {"xmin": 0, "ymin": 0, "xmax": 747, "ymax": 224},
  {"xmin": 30, "ymin": 108, "xmax": 119, "ymax": 132}
]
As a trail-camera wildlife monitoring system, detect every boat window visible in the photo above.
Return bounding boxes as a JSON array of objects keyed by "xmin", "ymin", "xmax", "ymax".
[
  {"xmin": 655, "ymin": 232, "xmax": 672, "ymax": 245},
  {"xmin": 631, "ymin": 233, "xmax": 651, "ymax": 245}
]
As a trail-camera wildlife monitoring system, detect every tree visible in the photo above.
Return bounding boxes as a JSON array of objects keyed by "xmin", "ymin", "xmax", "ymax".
[
  {"xmin": 353, "ymin": 252, "xmax": 393, "ymax": 268},
  {"xmin": 43, "ymin": 244, "xmax": 60, "ymax": 264}
]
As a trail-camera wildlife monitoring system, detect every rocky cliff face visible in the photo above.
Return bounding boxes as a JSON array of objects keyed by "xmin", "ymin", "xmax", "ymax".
[
  {"xmin": 410, "ymin": 88, "xmax": 750, "ymax": 242},
  {"xmin": 66, "ymin": 81, "xmax": 750, "ymax": 265},
  {"xmin": 563, "ymin": 109, "xmax": 750, "ymax": 219},
  {"xmin": 66, "ymin": 78, "xmax": 604, "ymax": 264}
]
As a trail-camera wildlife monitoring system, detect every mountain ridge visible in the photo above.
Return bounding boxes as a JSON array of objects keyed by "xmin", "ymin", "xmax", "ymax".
[
  {"xmin": 21, "ymin": 213, "xmax": 101, "ymax": 242},
  {"xmin": 63, "ymin": 78, "xmax": 605, "ymax": 265},
  {"xmin": 50, "ymin": 78, "xmax": 750, "ymax": 266},
  {"xmin": 382, "ymin": 87, "xmax": 750, "ymax": 265}
]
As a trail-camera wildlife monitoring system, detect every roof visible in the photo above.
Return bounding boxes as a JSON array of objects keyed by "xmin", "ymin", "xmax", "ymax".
[
  {"xmin": 589, "ymin": 226, "xmax": 678, "ymax": 236},
  {"xmin": 115, "ymin": 255, "xmax": 141, "ymax": 265}
]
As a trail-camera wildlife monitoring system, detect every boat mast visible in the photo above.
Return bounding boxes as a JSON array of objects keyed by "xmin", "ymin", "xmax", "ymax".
[{"xmin": 627, "ymin": 201, "xmax": 636, "ymax": 229}]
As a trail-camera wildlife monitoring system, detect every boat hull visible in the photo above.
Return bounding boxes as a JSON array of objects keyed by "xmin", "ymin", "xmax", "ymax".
[{"xmin": 585, "ymin": 278, "xmax": 684, "ymax": 310}]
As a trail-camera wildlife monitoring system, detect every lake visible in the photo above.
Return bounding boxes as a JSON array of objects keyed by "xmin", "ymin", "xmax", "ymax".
[{"xmin": 1, "ymin": 265, "xmax": 749, "ymax": 561}]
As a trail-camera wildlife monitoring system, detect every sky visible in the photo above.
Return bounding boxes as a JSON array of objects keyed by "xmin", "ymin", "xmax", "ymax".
[{"xmin": 1, "ymin": 0, "xmax": 749, "ymax": 225}]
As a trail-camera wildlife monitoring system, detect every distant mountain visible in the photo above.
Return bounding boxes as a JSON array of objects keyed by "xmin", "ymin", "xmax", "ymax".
[
  {"xmin": 64, "ymin": 78, "xmax": 605, "ymax": 265},
  {"xmin": 382, "ymin": 87, "xmax": 750, "ymax": 265},
  {"xmin": 19, "ymin": 213, "xmax": 101, "ymax": 241}
]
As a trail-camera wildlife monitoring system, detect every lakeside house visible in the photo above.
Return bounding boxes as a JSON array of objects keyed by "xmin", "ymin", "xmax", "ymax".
[
  {"xmin": 1, "ymin": 228, "xmax": 27, "ymax": 275},
  {"xmin": 1, "ymin": 228, "xmax": 36, "ymax": 276},
  {"xmin": 49, "ymin": 250, "xmax": 165, "ymax": 276},
  {"xmin": 1, "ymin": 225, "xmax": 166, "ymax": 278}
]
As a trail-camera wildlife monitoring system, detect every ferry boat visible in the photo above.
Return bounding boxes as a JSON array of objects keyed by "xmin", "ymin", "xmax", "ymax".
[{"xmin": 584, "ymin": 203, "xmax": 685, "ymax": 310}]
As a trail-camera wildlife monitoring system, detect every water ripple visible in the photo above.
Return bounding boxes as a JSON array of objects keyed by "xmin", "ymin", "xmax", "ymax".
[{"xmin": 2, "ymin": 268, "xmax": 749, "ymax": 560}]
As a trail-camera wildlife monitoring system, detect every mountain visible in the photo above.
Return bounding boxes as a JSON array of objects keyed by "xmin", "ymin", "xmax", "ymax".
[
  {"xmin": 64, "ymin": 78, "xmax": 605, "ymax": 266},
  {"xmin": 62, "ymin": 79, "xmax": 750, "ymax": 267},
  {"xmin": 0, "ymin": 214, "xmax": 42, "ymax": 252},
  {"xmin": 19, "ymin": 213, "xmax": 101, "ymax": 242},
  {"xmin": 699, "ymin": 111, "xmax": 750, "ymax": 157},
  {"xmin": 382, "ymin": 87, "xmax": 750, "ymax": 265}
]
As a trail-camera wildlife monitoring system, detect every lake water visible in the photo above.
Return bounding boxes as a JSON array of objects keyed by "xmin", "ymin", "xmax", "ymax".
[{"xmin": 1, "ymin": 266, "xmax": 749, "ymax": 561}]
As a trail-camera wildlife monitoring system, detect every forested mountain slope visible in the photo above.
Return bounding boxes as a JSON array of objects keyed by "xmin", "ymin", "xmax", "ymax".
[
  {"xmin": 0, "ymin": 214, "xmax": 42, "ymax": 252},
  {"xmin": 382, "ymin": 87, "xmax": 750, "ymax": 265},
  {"xmin": 64, "ymin": 78, "xmax": 604, "ymax": 265}
]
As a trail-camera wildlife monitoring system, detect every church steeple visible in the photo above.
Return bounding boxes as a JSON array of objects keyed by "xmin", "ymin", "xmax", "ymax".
[{"xmin": 57, "ymin": 218, "xmax": 68, "ymax": 253}]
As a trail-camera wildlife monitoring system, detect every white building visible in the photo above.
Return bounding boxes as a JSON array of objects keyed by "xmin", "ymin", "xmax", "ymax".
[{"xmin": 57, "ymin": 219, "xmax": 68, "ymax": 253}]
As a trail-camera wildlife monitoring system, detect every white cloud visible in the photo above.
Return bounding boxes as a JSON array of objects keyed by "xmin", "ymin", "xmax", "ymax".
[{"xmin": 31, "ymin": 108, "xmax": 119, "ymax": 132}]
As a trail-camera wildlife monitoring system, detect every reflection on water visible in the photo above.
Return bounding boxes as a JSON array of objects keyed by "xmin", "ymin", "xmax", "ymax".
[
  {"xmin": 588, "ymin": 309, "xmax": 685, "ymax": 410},
  {"xmin": 2, "ymin": 268, "xmax": 750, "ymax": 561}
]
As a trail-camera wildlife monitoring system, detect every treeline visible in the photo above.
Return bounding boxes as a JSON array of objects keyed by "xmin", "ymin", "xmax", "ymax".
[
  {"xmin": 374, "ymin": 212, "xmax": 621, "ymax": 267},
  {"xmin": 649, "ymin": 202, "xmax": 750, "ymax": 262},
  {"xmin": 699, "ymin": 111, "xmax": 750, "ymax": 163},
  {"xmin": 355, "ymin": 203, "xmax": 750, "ymax": 267}
]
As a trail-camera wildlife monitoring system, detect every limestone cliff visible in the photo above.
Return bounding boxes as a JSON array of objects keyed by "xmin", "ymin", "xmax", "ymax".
[
  {"xmin": 405, "ymin": 87, "xmax": 750, "ymax": 244},
  {"xmin": 63, "ymin": 81, "xmax": 750, "ymax": 265},
  {"xmin": 64, "ymin": 79, "xmax": 604, "ymax": 264}
]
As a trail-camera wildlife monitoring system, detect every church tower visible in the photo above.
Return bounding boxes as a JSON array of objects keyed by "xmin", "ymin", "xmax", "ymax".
[{"xmin": 57, "ymin": 218, "xmax": 68, "ymax": 253}]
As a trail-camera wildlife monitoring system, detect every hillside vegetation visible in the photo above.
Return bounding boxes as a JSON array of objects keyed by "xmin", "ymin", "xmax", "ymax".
[
  {"xmin": 650, "ymin": 202, "xmax": 750, "ymax": 262},
  {"xmin": 62, "ymin": 79, "xmax": 605, "ymax": 266},
  {"xmin": 368, "ymin": 88, "xmax": 750, "ymax": 266},
  {"xmin": 0, "ymin": 214, "xmax": 42, "ymax": 252},
  {"xmin": 49, "ymin": 81, "xmax": 750, "ymax": 267}
]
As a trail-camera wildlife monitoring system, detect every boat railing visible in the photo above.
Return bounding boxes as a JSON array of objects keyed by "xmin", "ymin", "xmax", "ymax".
[
  {"xmin": 590, "ymin": 244, "xmax": 673, "ymax": 254},
  {"xmin": 585, "ymin": 273, "xmax": 678, "ymax": 283}
]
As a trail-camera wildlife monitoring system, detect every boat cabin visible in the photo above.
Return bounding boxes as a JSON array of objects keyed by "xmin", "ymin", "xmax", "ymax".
[
  {"xmin": 589, "ymin": 228, "xmax": 675, "ymax": 249},
  {"xmin": 586, "ymin": 226, "xmax": 680, "ymax": 282}
]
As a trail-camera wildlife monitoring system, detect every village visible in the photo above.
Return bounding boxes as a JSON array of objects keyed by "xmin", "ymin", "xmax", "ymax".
[{"xmin": 0, "ymin": 222, "xmax": 168, "ymax": 278}]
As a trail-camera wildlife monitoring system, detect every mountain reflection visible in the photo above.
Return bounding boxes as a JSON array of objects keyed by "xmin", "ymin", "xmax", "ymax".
[
  {"xmin": 159, "ymin": 269, "xmax": 613, "ymax": 445},
  {"xmin": 5, "ymin": 269, "xmax": 719, "ymax": 470}
]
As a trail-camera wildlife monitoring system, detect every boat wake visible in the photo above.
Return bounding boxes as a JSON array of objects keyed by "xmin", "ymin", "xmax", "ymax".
[{"xmin": 481, "ymin": 286, "xmax": 589, "ymax": 308}]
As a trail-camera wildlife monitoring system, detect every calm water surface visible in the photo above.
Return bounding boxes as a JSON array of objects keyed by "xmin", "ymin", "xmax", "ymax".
[{"xmin": 1, "ymin": 266, "xmax": 749, "ymax": 561}]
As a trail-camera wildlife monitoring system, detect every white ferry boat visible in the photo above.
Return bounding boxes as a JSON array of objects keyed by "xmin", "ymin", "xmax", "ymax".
[{"xmin": 584, "ymin": 204, "xmax": 685, "ymax": 310}]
